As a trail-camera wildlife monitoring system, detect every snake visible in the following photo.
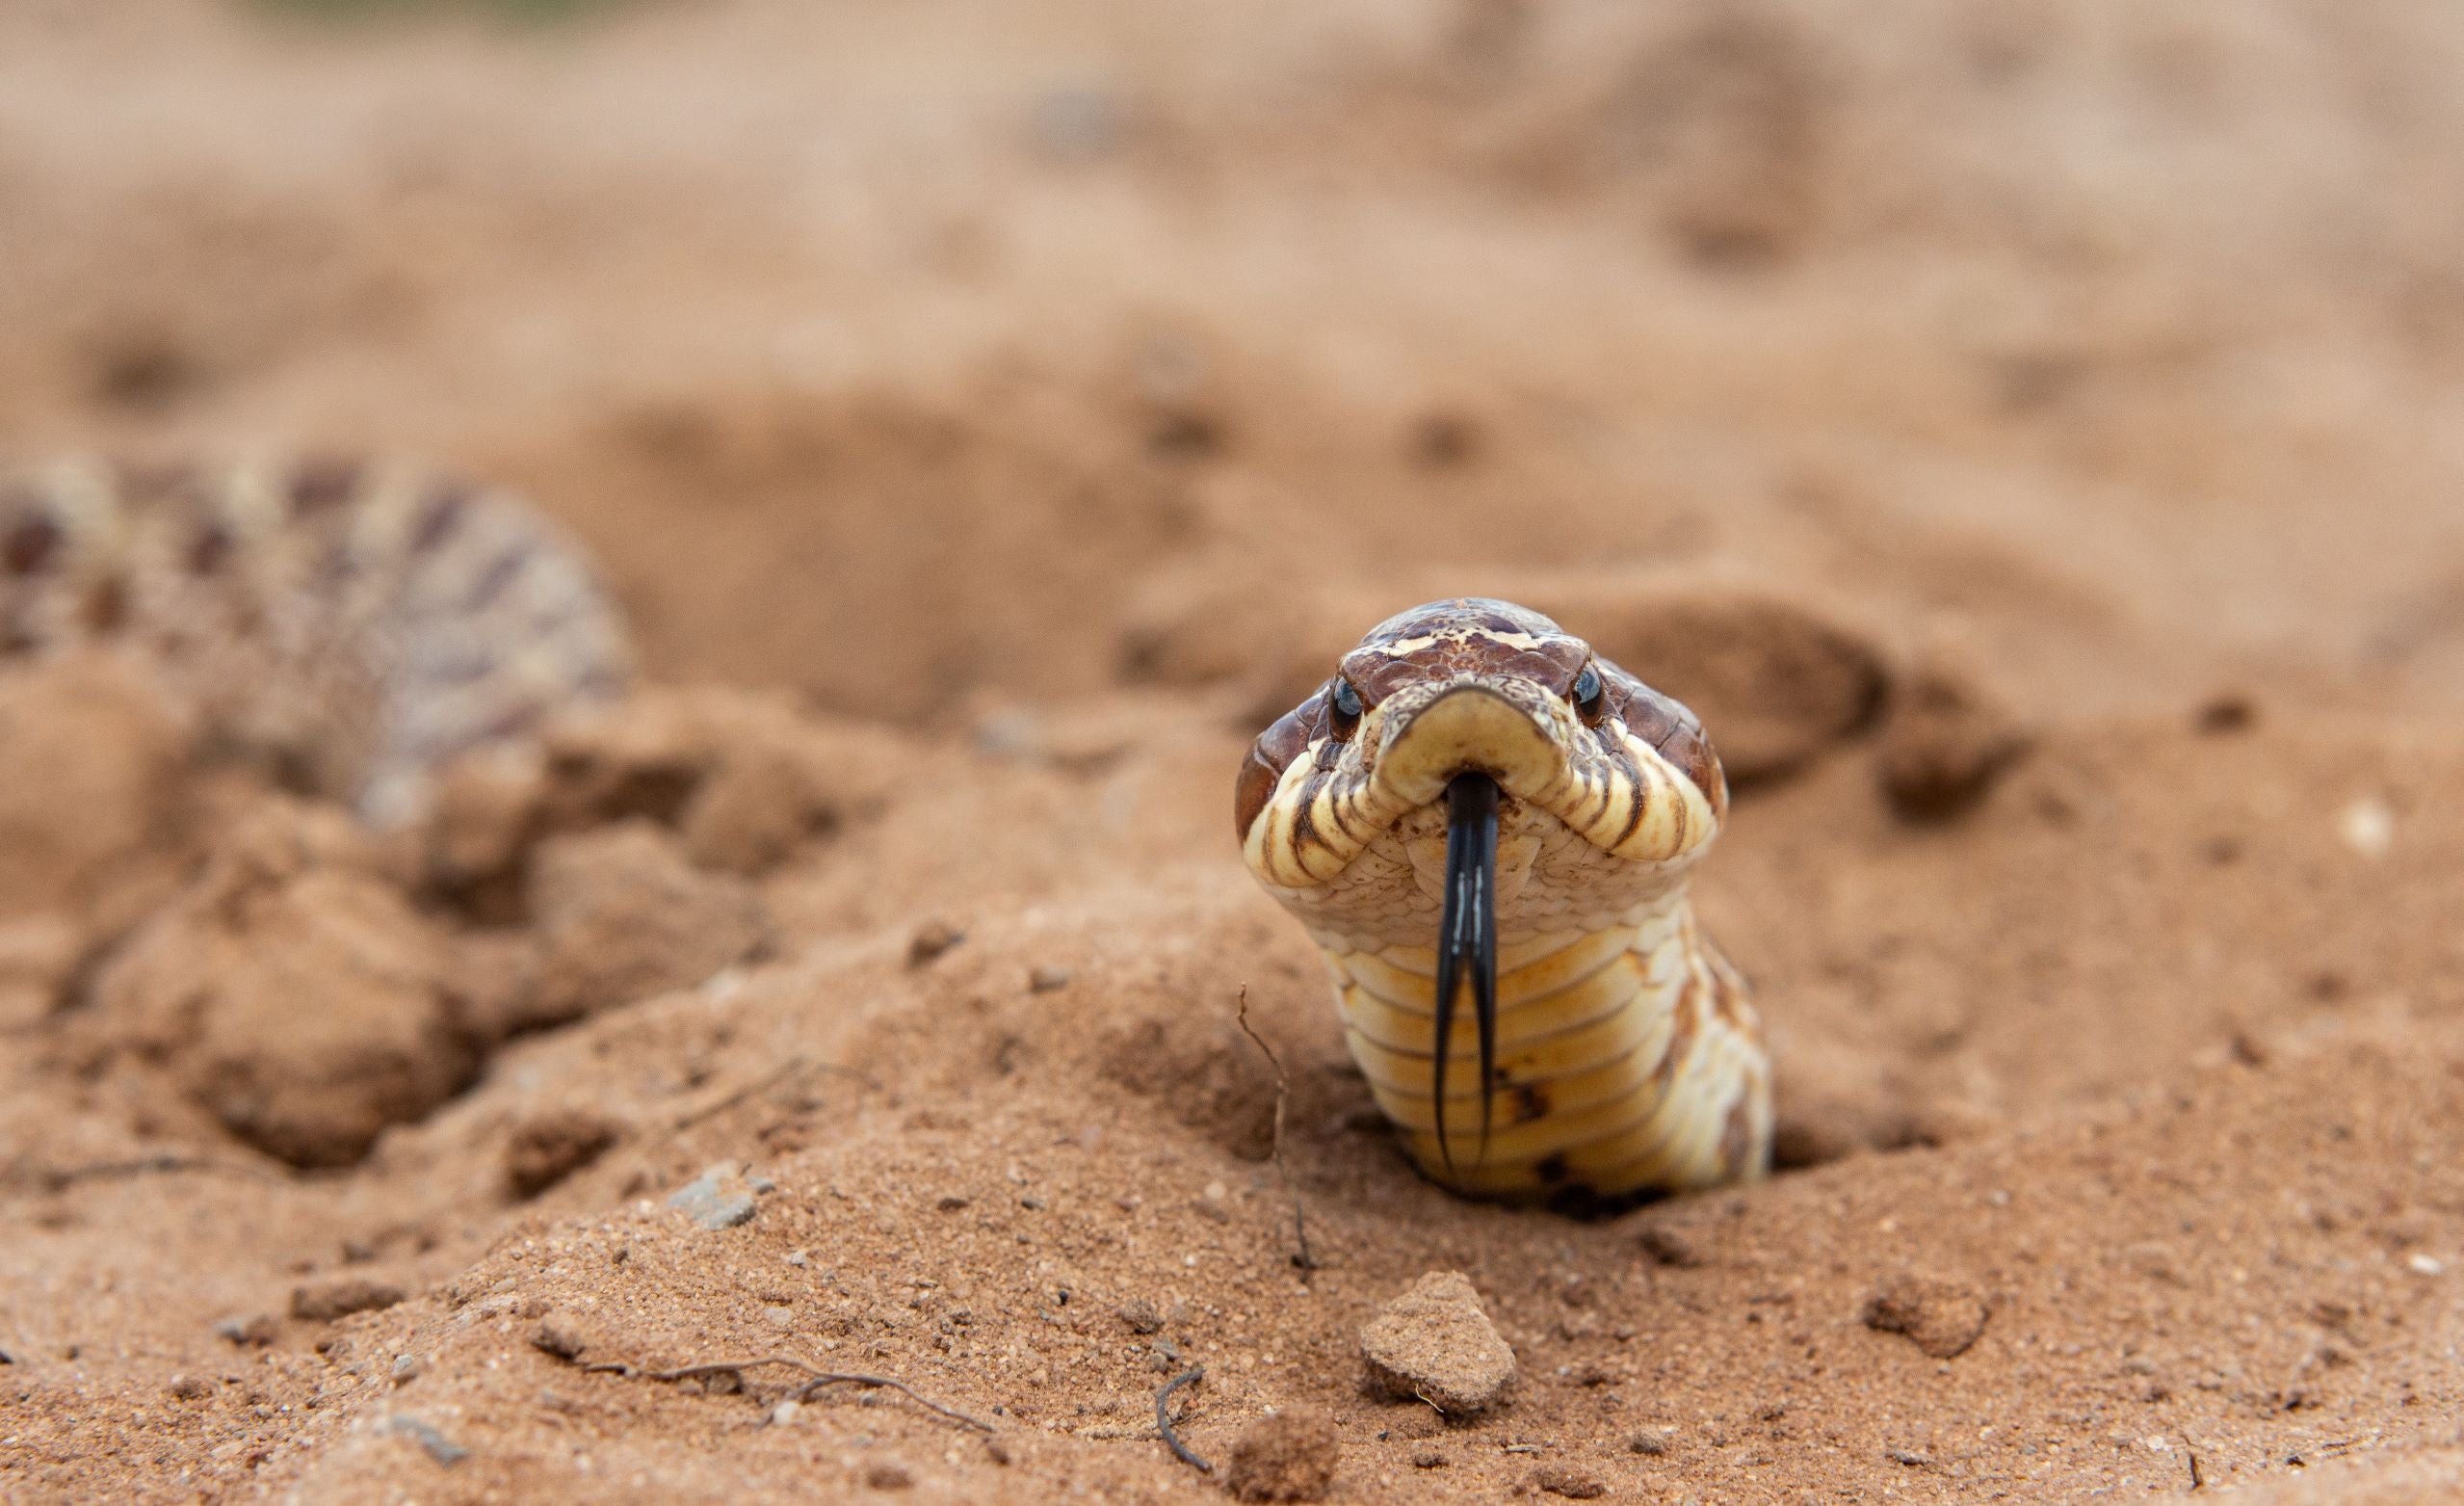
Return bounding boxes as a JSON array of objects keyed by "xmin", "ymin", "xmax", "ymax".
[
  {"xmin": 0, "ymin": 456, "xmax": 628, "ymax": 825},
  {"xmin": 1237, "ymin": 597, "xmax": 1770, "ymax": 1206},
  {"xmin": 3, "ymin": 475, "xmax": 1768, "ymax": 1204}
]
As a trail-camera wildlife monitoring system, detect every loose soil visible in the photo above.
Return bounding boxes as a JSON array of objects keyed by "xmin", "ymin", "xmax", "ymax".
[{"xmin": 6, "ymin": 3, "xmax": 2464, "ymax": 1501}]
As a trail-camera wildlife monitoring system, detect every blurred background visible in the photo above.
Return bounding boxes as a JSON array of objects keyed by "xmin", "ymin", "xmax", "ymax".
[{"xmin": 6, "ymin": 0, "xmax": 2463, "ymax": 721}]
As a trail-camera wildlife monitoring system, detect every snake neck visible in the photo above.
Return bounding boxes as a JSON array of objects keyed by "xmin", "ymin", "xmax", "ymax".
[{"xmin": 1316, "ymin": 888, "xmax": 1769, "ymax": 1203}]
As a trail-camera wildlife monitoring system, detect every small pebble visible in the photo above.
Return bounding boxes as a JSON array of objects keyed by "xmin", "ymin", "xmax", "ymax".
[
  {"xmin": 667, "ymin": 1163, "xmax": 759, "ymax": 1230},
  {"xmin": 213, "ymin": 1314, "xmax": 278, "ymax": 1347},
  {"xmin": 1629, "ymin": 1429, "xmax": 1671, "ymax": 1456},
  {"xmin": 1028, "ymin": 965, "xmax": 1071, "ymax": 993},
  {"xmin": 531, "ymin": 1320, "xmax": 590, "ymax": 1361},
  {"xmin": 905, "ymin": 919, "xmax": 967, "ymax": 967},
  {"xmin": 1535, "ymin": 1466, "xmax": 1608, "ymax": 1499},
  {"xmin": 864, "ymin": 1461, "xmax": 914, "ymax": 1491},
  {"xmin": 381, "ymin": 1414, "xmax": 468, "ymax": 1466},
  {"xmin": 772, "ymin": 1400, "xmax": 802, "ymax": 1426},
  {"xmin": 290, "ymin": 1279, "xmax": 406, "ymax": 1323},
  {"xmin": 391, "ymin": 1354, "xmax": 422, "ymax": 1385}
]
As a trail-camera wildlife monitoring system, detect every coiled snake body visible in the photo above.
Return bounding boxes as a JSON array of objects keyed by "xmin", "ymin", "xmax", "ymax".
[
  {"xmin": 1238, "ymin": 598, "xmax": 1770, "ymax": 1204},
  {"xmin": 0, "ymin": 457, "xmax": 627, "ymax": 824}
]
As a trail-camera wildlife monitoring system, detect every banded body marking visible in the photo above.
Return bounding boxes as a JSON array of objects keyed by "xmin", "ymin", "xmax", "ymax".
[{"xmin": 0, "ymin": 457, "xmax": 628, "ymax": 823}]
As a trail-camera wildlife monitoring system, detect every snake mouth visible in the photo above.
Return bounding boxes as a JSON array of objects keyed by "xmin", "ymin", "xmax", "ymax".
[
  {"xmin": 1370, "ymin": 682, "xmax": 1568, "ymax": 811},
  {"xmin": 1435, "ymin": 770, "xmax": 1501, "ymax": 1174}
]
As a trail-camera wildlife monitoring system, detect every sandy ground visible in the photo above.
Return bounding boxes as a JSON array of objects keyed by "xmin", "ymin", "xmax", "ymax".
[{"xmin": 8, "ymin": 1, "xmax": 2464, "ymax": 1500}]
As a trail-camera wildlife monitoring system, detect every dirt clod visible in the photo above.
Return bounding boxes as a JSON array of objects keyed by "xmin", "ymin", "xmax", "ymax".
[
  {"xmin": 677, "ymin": 739, "xmax": 838, "ymax": 876},
  {"xmin": 504, "ymin": 1110, "xmax": 622, "ymax": 1199},
  {"xmin": 906, "ymin": 919, "xmax": 966, "ymax": 967},
  {"xmin": 1534, "ymin": 1466, "xmax": 1608, "ymax": 1499},
  {"xmin": 0, "ymin": 652, "xmax": 191, "ymax": 919},
  {"xmin": 528, "ymin": 821, "xmax": 770, "ymax": 1023},
  {"xmin": 1548, "ymin": 584, "xmax": 1889, "ymax": 787},
  {"xmin": 1862, "ymin": 1274, "xmax": 1989, "ymax": 1359},
  {"xmin": 529, "ymin": 1317, "xmax": 598, "ymax": 1361},
  {"xmin": 1875, "ymin": 647, "xmax": 2028, "ymax": 821},
  {"xmin": 92, "ymin": 806, "xmax": 477, "ymax": 1168},
  {"xmin": 1360, "ymin": 1271, "xmax": 1517, "ymax": 1415},
  {"xmin": 1224, "ymin": 1407, "xmax": 1342, "ymax": 1502},
  {"xmin": 291, "ymin": 1278, "xmax": 406, "ymax": 1322},
  {"xmin": 1634, "ymin": 1222, "xmax": 1709, "ymax": 1269},
  {"xmin": 213, "ymin": 1313, "xmax": 278, "ymax": 1347}
]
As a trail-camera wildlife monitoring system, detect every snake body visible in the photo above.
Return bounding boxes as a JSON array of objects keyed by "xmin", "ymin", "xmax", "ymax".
[
  {"xmin": 0, "ymin": 457, "xmax": 627, "ymax": 824},
  {"xmin": 1237, "ymin": 598, "xmax": 1769, "ymax": 1204}
]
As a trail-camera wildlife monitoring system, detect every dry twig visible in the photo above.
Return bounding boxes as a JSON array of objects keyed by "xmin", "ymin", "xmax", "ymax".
[
  {"xmin": 1234, "ymin": 986, "xmax": 1316, "ymax": 1272},
  {"xmin": 1155, "ymin": 1365, "xmax": 1212, "ymax": 1473},
  {"xmin": 577, "ymin": 1353, "xmax": 992, "ymax": 1434}
]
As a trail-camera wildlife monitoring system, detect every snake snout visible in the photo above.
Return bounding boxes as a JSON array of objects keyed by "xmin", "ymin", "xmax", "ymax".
[{"xmin": 1373, "ymin": 681, "xmax": 1567, "ymax": 808}]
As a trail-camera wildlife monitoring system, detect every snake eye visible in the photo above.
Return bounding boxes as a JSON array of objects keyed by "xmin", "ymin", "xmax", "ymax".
[
  {"xmin": 1327, "ymin": 678, "xmax": 1363, "ymax": 741},
  {"xmin": 1571, "ymin": 664, "xmax": 1608, "ymax": 727}
]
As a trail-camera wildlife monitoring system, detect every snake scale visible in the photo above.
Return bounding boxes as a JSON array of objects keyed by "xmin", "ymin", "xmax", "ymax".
[
  {"xmin": 1238, "ymin": 598, "xmax": 1770, "ymax": 1205},
  {"xmin": 0, "ymin": 457, "xmax": 628, "ymax": 825}
]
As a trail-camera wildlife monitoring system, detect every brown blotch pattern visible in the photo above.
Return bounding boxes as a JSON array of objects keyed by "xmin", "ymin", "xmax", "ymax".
[{"xmin": 3, "ymin": 512, "xmax": 62, "ymax": 577}]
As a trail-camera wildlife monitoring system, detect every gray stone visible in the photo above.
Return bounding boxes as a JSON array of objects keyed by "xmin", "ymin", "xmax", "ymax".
[
  {"xmin": 668, "ymin": 1162, "xmax": 759, "ymax": 1230},
  {"xmin": 382, "ymin": 1414, "xmax": 468, "ymax": 1466}
]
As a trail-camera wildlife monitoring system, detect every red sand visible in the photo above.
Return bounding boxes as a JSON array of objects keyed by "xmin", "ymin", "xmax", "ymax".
[{"xmin": 7, "ymin": 3, "xmax": 2464, "ymax": 1501}]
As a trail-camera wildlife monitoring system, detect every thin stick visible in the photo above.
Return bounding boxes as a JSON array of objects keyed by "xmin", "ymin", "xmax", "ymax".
[
  {"xmin": 1155, "ymin": 1366, "xmax": 1211, "ymax": 1473},
  {"xmin": 578, "ymin": 1353, "xmax": 992, "ymax": 1434},
  {"xmin": 1234, "ymin": 986, "xmax": 1316, "ymax": 1272}
]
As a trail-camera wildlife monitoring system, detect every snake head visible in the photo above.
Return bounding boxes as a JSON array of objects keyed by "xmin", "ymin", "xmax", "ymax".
[
  {"xmin": 1236, "ymin": 597, "xmax": 1729, "ymax": 1175},
  {"xmin": 1235, "ymin": 597, "xmax": 1727, "ymax": 895}
]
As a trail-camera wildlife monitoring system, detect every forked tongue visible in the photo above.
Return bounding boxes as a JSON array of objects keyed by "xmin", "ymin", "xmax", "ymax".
[{"xmin": 1434, "ymin": 772, "xmax": 1501, "ymax": 1176}]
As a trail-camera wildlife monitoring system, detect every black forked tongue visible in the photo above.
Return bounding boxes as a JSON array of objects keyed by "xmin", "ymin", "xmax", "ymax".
[{"xmin": 1434, "ymin": 772, "xmax": 1501, "ymax": 1177}]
